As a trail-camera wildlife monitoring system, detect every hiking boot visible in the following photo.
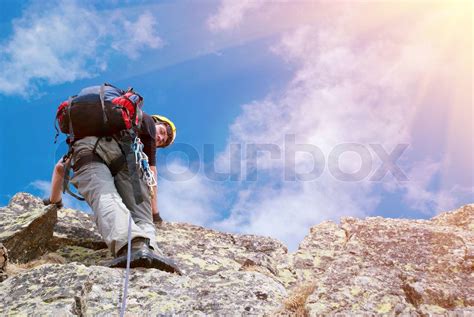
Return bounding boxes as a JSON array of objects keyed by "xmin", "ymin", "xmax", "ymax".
[
  {"xmin": 42, "ymin": 197, "xmax": 64, "ymax": 209},
  {"xmin": 108, "ymin": 238, "xmax": 181, "ymax": 274}
]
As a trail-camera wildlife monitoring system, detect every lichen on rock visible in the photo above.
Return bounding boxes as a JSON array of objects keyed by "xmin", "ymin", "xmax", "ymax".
[
  {"xmin": 0, "ymin": 243, "xmax": 8, "ymax": 282},
  {"xmin": 48, "ymin": 208, "xmax": 106, "ymax": 251},
  {"xmin": 278, "ymin": 203, "xmax": 474, "ymax": 316},
  {"xmin": 0, "ymin": 193, "xmax": 472, "ymax": 315},
  {"xmin": 0, "ymin": 193, "xmax": 57, "ymax": 263}
]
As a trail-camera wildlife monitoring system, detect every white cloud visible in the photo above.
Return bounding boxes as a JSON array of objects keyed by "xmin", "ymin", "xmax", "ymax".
[
  {"xmin": 30, "ymin": 179, "xmax": 91, "ymax": 212},
  {"xmin": 112, "ymin": 12, "xmax": 163, "ymax": 60},
  {"xmin": 205, "ymin": 2, "xmax": 472, "ymax": 249},
  {"xmin": 386, "ymin": 160, "xmax": 474, "ymax": 215},
  {"xmin": 0, "ymin": 1, "xmax": 163, "ymax": 96},
  {"xmin": 21, "ymin": 1, "xmax": 471, "ymax": 252},
  {"xmin": 158, "ymin": 161, "xmax": 220, "ymax": 226},
  {"xmin": 207, "ymin": 0, "xmax": 266, "ymax": 31}
]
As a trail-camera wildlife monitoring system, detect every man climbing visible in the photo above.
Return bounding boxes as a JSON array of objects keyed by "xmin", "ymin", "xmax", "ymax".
[
  {"xmin": 43, "ymin": 114, "xmax": 174, "ymax": 225},
  {"xmin": 45, "ymin": 84, "xmax": 179, "ymax": 273}
]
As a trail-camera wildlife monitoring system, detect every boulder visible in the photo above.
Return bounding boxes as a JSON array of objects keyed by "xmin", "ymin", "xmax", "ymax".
[
  {"xmin": 155, "ymin": 221, "xmax": 288, "ymax": 280},
  {"xmin": 0, "ymin": 263, "xmax": 287, "ymax": 316},
  {"xmin": 0, "ymin": 193, "xmax": 57, "ymax": 263},
  {"xmin": 281, "ymin": 205, "xmax": 474, "ymax": 316},
  {"xmin": 50, "ymin": 215, "xmax": 290, "ymax": 275},
  {"xmin": 431, "ymin": 203, "xmax": 474, "ymax": 230},
  {"xmin": 0, "ymin": 194, "xmax": 473, "ymax": 315},
  {"xmin": 48, "ymin": 208, "xmax": 106, "ymax": 251}
]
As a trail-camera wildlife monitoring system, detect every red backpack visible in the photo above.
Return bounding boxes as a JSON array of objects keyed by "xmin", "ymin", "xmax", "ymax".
[{"xmin": 55, "ymin": 83, "xmax": 143, "ymax": 142}]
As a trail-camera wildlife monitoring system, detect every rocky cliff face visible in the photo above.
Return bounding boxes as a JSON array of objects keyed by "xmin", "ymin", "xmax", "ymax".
[{"xmin": 0, "ymin": 193, "xmax": 472, "ymax": 316}]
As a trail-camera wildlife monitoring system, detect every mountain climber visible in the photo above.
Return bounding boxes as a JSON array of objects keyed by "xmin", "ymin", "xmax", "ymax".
[
  {"xmin": 44, "ymin": 84, "xmax": 179, "ymax": 273},
  {"xmin": 43, "ymin": 114, "xmax": 175, "ymax": 225}
]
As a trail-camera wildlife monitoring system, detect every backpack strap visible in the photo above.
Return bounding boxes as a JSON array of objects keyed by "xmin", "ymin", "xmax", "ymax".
[
  {"xmin": 53, "ymin": 119, "xmax": 60, "ymax": 144},
  {"xmin": 67, "ymin": 96, "xmax": 75, "ymax": 141},
  {"xmin": 64, "ymin": 183, "xmax": 86, "ymax": 201},
  {"xmin": 121, "ymin": 90, "xmax": 143, "ymax": 129},
  {"xmin": 104, "ymin": 82, "xmax": 123, "ymax": 92},
  {"xmin": 61, "ymin": 96, "xmax": 86, "ymax": 201},
  {"xmin": 99, "ymin": 84, "xmax": 109, "ymax": 126},
  {"xmin": 61, "ymin": 147, "xmax": 86, "ymax": 201}
]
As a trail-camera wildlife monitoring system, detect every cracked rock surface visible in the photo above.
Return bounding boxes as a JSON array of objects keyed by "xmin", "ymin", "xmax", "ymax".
[
  {"xmin": 0, "ymin": 263, "xmax": 286, "ymax": 316},
  {"xmin": 284, "ymin": 205, "xmax": 474, "ymax": 316},
  {"xmin": 48, "ymin": 207, "xmax": 106, "ymax": 251},
  {"xmin": 0, "ymin": 193, "xmax": 472, "ymax": 315},
  {"xmin": 0, "ymin": 244, "xmax": 7, "ymax": 282},
  {"xmin": 0, "ymin": 193, "xmax": 57, "ymax": 263}
]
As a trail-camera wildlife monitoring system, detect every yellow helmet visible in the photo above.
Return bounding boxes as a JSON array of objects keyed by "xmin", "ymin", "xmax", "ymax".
[{"xmin": 151, "ymin": 114, "xmax": 176, "ymax": 147}]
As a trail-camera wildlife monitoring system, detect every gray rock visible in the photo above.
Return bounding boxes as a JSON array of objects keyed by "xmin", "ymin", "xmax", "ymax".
[
  {"xmin": 0, "ymin": 263, "xmax": 287, "ymax": 316},
  {"xmin": 48, "ymin": 208, "xmax": 106, "ymax": 251},
  {"xmin": 155, "ymin": 221, "xmax": 288, "ymax": 280},
  {"xmin": 281, "ymin": 204, "xmax": 474, "ymax": 316},
  {"xmin": 0, "ymin": 193, "xmax": 57, "ymax": 263},
  {"xmin": 0, "ymin": 243, "xmax": 7, "ymax": 282},
  {"xmin": 431, "ymin": 204, "xmax": 474, "ymax": 230},
  {"xmin": 0, "ymin": 194, "xmax": 473, "ymax": 315}
]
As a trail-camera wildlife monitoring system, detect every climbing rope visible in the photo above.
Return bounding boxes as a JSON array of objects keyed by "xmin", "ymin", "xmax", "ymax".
[
  {"xmin": 119, "ymin": 212, "xmax": 133, "ymax": 317},
  {"xmin": 120, "ymin": 137, "xmax": 156, "ymax": 316}
]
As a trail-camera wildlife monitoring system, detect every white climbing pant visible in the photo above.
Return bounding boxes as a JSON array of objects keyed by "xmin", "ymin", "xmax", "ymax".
[{"xmin": 70, "ymin": 136, "xmax": 159, "ymax": 256}]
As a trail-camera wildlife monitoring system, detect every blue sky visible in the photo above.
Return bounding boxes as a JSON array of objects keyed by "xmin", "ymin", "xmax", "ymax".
[{"xmin": 1, "ymin": 0, "xmax": 472, "ymax": 250}]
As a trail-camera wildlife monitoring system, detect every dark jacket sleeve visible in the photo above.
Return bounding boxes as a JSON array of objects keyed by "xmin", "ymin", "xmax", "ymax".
[{"xmin": 140, "ymin": 114, "xmax": 156, "ymax": 166}]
